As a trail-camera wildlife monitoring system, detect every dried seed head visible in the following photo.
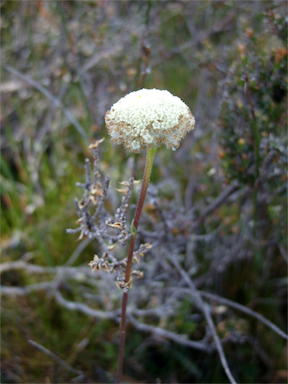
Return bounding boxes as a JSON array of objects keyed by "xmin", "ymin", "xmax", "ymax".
[{"xmin": 105, "ymin": 89, "xmax": 195, "ymax": 153}]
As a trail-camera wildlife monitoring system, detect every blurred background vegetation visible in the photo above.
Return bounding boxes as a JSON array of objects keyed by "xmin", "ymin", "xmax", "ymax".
[{"xmin": 1, "ymin": 1, "xmax": 287, "ymax": 383}]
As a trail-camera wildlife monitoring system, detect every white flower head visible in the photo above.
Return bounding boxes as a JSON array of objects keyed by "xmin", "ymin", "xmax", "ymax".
[{"xmin": 105, "ymin": 88, "xmax": 195, "ymax": 153}]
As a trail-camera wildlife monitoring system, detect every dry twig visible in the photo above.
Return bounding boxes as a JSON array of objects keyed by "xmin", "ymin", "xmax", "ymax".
[
  {"xmin": 28, "ymin": 340, "xmax": 84, "ymax": 377},
  {"xmin": 169, "ymin": 256, "xmax": 237, "ymax": 384},
  {"xmin": 4, "ymin": 65, "xmax": 89, "ymax": 143}
]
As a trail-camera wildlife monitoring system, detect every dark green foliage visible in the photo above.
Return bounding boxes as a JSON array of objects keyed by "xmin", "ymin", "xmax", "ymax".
[{"xmin": 218, "ymin": 11, "xmax": 287, "ymax": 187}]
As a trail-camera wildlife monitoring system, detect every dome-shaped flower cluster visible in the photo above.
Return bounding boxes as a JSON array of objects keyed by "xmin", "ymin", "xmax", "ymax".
[{"xmin": 105, "ymin": 88, "xmax": 195, "ymax": 153}]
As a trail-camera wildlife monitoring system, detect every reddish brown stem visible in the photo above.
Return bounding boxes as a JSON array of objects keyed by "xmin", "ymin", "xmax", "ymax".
[{"xmin": 116, "ymin": 147, "xmax": 156, "ymax": 383}]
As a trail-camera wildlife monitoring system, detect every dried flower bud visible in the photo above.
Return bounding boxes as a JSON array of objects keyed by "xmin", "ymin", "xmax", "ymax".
[
  {"xmin": 77, "ymin": 231, "xmax": 86, "ymax": 241},
  {"xmin": 107, "ymin": 222, "xmax": 124, "ymax": 230},
  {"xmin": 131, "ymin": 270, "xmax": 144, "ymax": 279},
  {"xmin": 90, "ymin": 185, "xmax": 103, "ymax": 197},
  {"xmin": 115, "ymin": 281, "xmax": 125, "ymax": 290},
  {"xmin": 78, "ymin": 199, "xmax": 87, "ymax": 209},
  {"xmin": 88, "ymin": 138, "xmax": 105, "ymax": 149},
  {"xmin": 102, "ymin": 262, "xmax": 110, "ymax": 272},
  {"xmin": 107, "ymin": 244, "xmax": 117, "ymax": 250},
  {"xmin": 132, "ymin": 255, "xmax": 140, "ymax": 264},
  {"xmin": 116, "ymin": 188, "xmax": 129, "ymax": 195},
  {"xmin": 119, "ymin": 180, "xmax": 141, "ymax": 187},
  {"xmin": 88, "ymin": 254, "xmax": 100, "ymax": 272},
  {"xmin": 105, "ymin": 88, "xmax": 195, "ymax": 153},
  {"xmin": 115, "ymin": 277, "xmax": 133, "ymax": 290}
]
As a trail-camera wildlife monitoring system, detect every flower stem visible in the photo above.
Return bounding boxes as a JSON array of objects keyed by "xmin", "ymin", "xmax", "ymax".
[{"xmin": 116, "ymin": 147, "xmax": 156, "ymax": 384}]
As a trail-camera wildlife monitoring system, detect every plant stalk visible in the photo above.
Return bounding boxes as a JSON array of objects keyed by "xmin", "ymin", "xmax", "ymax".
[{"xmin": 116, "ymin": 147, "xmax": 156, "ymax": 384}]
